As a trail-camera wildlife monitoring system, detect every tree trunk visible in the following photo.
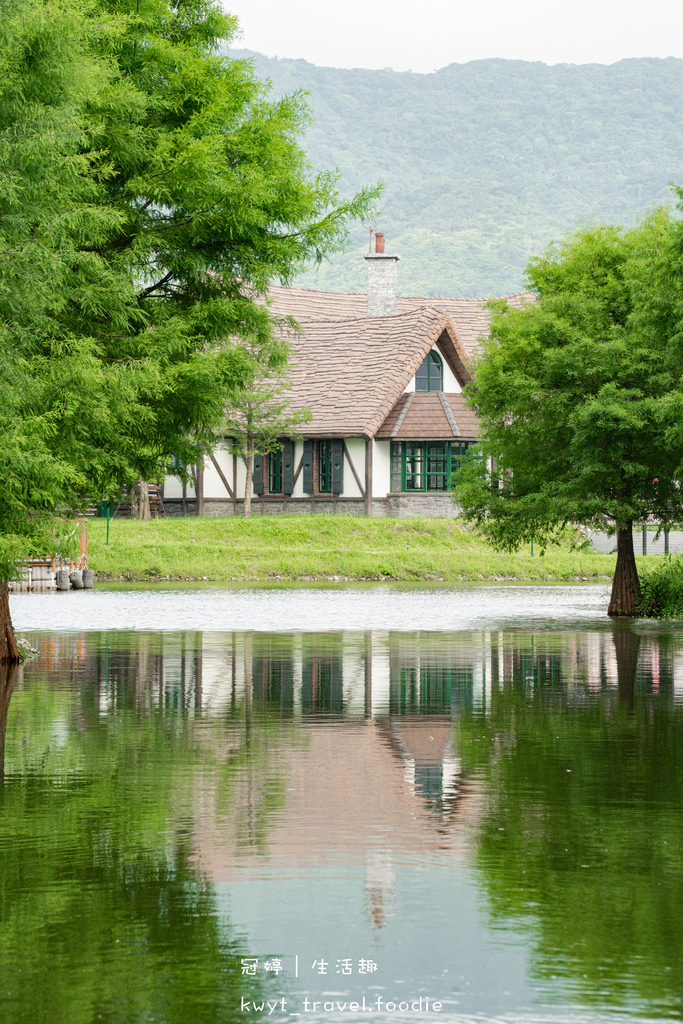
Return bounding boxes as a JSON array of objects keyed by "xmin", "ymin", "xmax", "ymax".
[
  {"xmin": 0, "ymin": 582, "xmax": 20, "ymax": 664},
  {"xmin": 612, "ymin": 629, "xmax": 641, "ymax": 710},
  {"xmin": 135, "ymin": 478, "xmax": 151, "ymax": 520},
  {"xmin": 608, "ymin": 523, "xmax": 641, "ymax": 616},
  {"xmin": 141, "ymin": 480, "xmax": 151, "ymax": 520},
  {"xmin": 243, "ymin": 453, "xmax": 253, "ymax": 519}
]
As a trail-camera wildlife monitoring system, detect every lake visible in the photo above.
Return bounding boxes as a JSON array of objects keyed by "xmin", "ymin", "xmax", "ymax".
[{"xmin": 2, "ymin": 584, "xmax": 682, "ymax": 1024}]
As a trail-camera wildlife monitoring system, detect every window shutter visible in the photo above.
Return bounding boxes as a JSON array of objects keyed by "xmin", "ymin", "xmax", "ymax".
[
  {"xmin": 302, "ymin": 439, "xmax": 313, "ymax": 493},
  {"xmin": 332, "ymin": 439, "xmax": 344, "ymax": 494},
  {"xmin": 253, "ymin": 454, "xmax": 264, "ymax": 495},
  {"xmin": 282, "ymin": 440, "xmax": 295, "ymax": 494}
]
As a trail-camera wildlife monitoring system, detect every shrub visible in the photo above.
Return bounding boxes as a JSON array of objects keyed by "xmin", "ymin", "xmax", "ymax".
[{"xmin": 637, "ymin": 555, "xmax": 683, "ymax": 618}]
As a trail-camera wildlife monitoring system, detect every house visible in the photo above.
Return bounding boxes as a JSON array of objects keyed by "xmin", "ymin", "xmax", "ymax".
[{"xmin": 163, "ymin": 235, "xmax": 532, "ymax": 517}]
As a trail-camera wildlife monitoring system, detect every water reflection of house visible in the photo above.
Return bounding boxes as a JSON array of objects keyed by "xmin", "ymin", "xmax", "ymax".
[
  {"xmin": 189, "ymin": 707, "xmax": 475, "ymax": 929},
  {"xmin": 17, "ymin": 626, "xmax": 683, "ymax": 925},
  {"xmin": 181, "ymin": 631, "xmax": 498, "ymax": 929},
  {"xmin": 21, "ymin": 627, "xmax": 683, "ymax": 716}
]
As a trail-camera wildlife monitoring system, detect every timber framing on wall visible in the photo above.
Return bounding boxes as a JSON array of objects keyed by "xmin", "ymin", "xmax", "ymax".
[
  {"xmin": 364, "ymin": 438, "xmax": 373, "ymax": 516},
  {"xmin": 209, "ymin": 452, "xmax": 234, "ymax": 498},
  {"xmin": 343, "ymin": 441, "xmax": 365, "ymax": 497}
]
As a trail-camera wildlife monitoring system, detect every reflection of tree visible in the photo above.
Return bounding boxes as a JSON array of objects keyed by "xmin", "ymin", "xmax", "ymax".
[
  {"xmin": 0, "ymin": 846, "xmax": 267, "ymax": 1024},
  {"xmin": 1, "ymin": 653, "xmax": 277, "ymax": 1024},
  {"xmin": 456, "ymin": 638, "xmax": 683, "ymax": 1018},
  {"xmin": 613, "ymin": 628, "xmax": 641, "ymax": 710},
  {"xmin": 0, "ymin": 663, "xmax": 17, "ymax": 778}
]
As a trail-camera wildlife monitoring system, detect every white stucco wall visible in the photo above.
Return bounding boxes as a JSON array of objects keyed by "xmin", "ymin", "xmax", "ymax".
[
  {"xmin": 373, "ymin": 440, "xmax": 392, "ymax": 497},
  {"xmin": 165, "ymin": 438, "xmax": 392, "ymax": 501},
  {"xmin": 164, "ymin": 474, "xmax": 183, "ymax": 499},
  {"xmin": 343, "ymin": 438, "xmax": 365, "ymax": 498},
  {"xmin": 163, "ymin": 473, "xmax": 195, "ymax": 499},
  {"xmin": 441, "ymin": 355, "xmax": 461, "ymax": 392},
  {"xmin": 234, "ymin": 453, "xmax": 248, "ymax": 496},
  {"xmin": 203, "ymin": 445, "xmax": 233, "ymax": 499},
  {"xmin": 405, "ymin": 344, "xmax": 461, "ymax": 393},
  {"xmin": 291, "ymin": 439, "xmax": 306, "ymax": 498}
]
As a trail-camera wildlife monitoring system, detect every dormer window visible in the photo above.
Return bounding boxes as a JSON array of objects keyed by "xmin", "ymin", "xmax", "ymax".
[{"xmin": 415, "ymin": 350, "xmax": 443, "ymax": 392}]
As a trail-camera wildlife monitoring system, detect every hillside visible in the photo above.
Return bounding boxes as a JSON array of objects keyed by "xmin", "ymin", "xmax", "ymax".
[{"xmin": 226, "ymin": 51, "xmax": 683, "ymax": 297}]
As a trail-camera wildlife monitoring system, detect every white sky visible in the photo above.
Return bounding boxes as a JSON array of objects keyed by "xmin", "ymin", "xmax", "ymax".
[{"xmin": 223, "ymin": 0, "xmax": 683, "ymax": 72}]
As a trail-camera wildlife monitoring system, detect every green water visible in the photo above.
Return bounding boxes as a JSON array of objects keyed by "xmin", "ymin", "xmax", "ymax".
[{"xmin": 1, "ymin": 621, "xmax": 682, "ymax": 1023}]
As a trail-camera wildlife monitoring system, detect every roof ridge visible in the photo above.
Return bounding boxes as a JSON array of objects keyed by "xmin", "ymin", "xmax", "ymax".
[
  {"xmin": 269, "ymin": 284, "xmax": 536, "ymax": 303},
  {"xmin": 400, "ymin": 290, "xmax": 535, "ymax": 302},
  {"xmin": 286, "ymin": 306, "xmax": 455, "ymax": 328}
]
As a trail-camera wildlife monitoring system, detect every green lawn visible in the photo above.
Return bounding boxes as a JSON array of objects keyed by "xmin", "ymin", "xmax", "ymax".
[{"xmin": 86, "ymin": 515, "xmax": 621, "ymax": 583}]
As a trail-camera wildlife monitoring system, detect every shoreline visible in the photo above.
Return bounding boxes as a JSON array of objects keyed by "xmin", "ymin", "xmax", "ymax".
[
  {"xmin": 83, "ymin": 515, "xmax": 625, "ymax": 586},
  {"xmin": 93, "ymin": 570, "xmax": 613, "ymax": 584}
]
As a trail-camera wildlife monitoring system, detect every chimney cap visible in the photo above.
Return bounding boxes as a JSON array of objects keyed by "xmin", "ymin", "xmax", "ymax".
[{"xmin": 364, "ymin": 230, "xmax": 399, "ymax": 261}]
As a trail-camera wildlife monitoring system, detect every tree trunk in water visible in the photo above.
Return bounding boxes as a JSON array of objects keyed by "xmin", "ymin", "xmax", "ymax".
[
  {"xmin": 608, "ymin": 523, "xmax": 641, "ymax": 616},
  {"xmin": 0, "ymin": 663, "xmax": 18, "ymax": 776},
  {"xmin": 243, "ymin": 455, "xmax": 253, "ymax": 519},
  {"xmin": 612, "ymin": 629, "xmax": 641, "ymax": 710},
  {"xmin": 0, "ymin": 582, "xmax": 20, "ymax": 664}
]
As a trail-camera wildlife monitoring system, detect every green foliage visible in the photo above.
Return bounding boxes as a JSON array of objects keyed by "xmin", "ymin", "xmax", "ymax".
[
  {"xmin": 227, "ymin": 50, "xmax": 683, "ymax": 297},
  {"xmin": 0, "ymin": 0, "xmax": 378, "ymax": 579},
  {"xmin": 221, "ymin": 333, "xmax": 312, "ymax": 516},
  {"xmin": 223, "ymin": 368, "xmax": 312, "ymax": 460},
  {"xmin": 638, "ymin": 555, "xmax": 683, "ymax": 617},
  {"xmin": 453, "ymin": 212, "xmax": 683, "ymax": 553}
]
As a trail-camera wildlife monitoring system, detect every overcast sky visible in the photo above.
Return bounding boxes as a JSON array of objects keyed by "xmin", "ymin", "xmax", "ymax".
[{"xmin": 223, "ymin": 0, "xmax": 683, "ymax": 72}]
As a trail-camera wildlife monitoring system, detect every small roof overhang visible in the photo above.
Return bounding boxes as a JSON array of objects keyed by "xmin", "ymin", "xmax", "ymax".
[{"xmin": 375, "ymin": 392, "xmax": 479, "ymax": 441}]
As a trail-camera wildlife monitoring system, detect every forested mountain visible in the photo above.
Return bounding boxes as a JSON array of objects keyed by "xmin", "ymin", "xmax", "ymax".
[{"xmin": 225, "ymin": 50, "xmax": 683, "ymax": 297}]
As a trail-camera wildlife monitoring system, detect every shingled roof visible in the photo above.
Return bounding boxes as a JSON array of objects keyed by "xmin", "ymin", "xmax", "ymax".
[
  {"xmin": 375, "ymin": 392, "xmax": 478, "ymax": 441},
  {"xmin": 286, "ymin": 307, "xmax": 469, "ymax": 439},
  {"xmin": 267, "ymin": 284, "xmax": 535, "ymax": 357}
]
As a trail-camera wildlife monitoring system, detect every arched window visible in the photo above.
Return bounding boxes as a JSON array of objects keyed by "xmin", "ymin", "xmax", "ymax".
[{"xmin": 415, "ymin": 350, "xmax": 443, "ymax": 392}]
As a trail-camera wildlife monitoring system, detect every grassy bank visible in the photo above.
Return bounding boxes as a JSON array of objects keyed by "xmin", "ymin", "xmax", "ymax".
[{"xmin": 86, "ymin": 516, "xmax": 621, "ymax": 583}]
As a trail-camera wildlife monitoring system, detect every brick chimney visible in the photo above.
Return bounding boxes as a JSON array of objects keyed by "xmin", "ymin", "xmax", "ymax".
[{"xmin": 364, "ymin": 232, "xmax": 399, "ymax": 316}]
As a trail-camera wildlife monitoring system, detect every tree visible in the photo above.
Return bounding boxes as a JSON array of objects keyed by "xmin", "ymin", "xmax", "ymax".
[
  {"xmin": 0, "ymin": 0, "xmax": 379, "ymax": 660},
  {"xmin": 222, "ymin": 332, "xmax": 312, "ymax": 518},
  {"xmin": 453, "ymin": 211, "xmax": 683, "ymax": 616},
  {"xmin": 0, "ymin": 0, "xmax": 144, "ymax": 661}
]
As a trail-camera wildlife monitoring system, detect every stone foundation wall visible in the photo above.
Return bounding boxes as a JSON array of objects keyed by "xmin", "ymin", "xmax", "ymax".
[
  {"xmin": 163, "ymin": 497, "xmax": 385, "ymax": 516},
  {"xmin": 163, "ymin": 495, "xmax": 457, "ymax": 518},
  {"xmin": 163, "ymin": 500, "xmax": 198, "ymax": 516},
  {"xmin": 385, "ymin": 493, "xmax": 459, "ymax": 518}
]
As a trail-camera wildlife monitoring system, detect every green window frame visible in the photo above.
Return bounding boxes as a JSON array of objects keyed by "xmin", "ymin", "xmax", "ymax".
[
  {"xmin": 415, "ymin": 350, "xmax": 443, "ymax": 392},
  {"xmin": 405, "ymin": 443, "xmax": 424, "ymax": 490},
  {"xmin": 268, "ymin": 450, "xmax": 283, "ymax": 493},
  {"xmin": 391, "ymin": 441, "xmax": 475, "ymax": 492},
  {"xmin": 318, "ymin": 440, "xmax": 332, "ymax": 493}
]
